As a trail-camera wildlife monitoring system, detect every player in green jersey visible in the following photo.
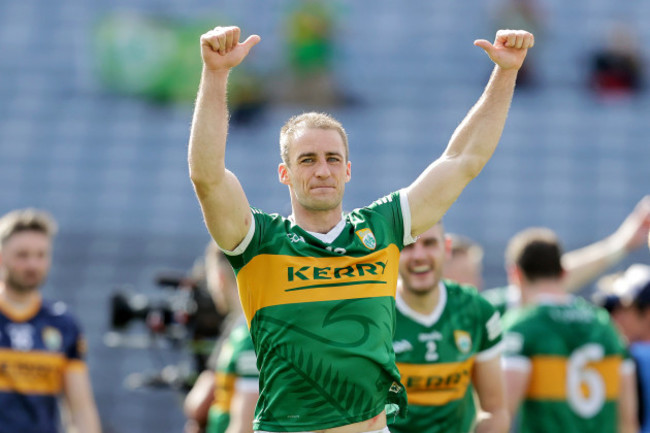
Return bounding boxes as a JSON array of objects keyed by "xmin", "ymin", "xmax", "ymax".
[
  {"xmin": 391, "ymin": 223, "xmax": 508, "ymax": 433},
  {"xmin": 206, "ymin": 319, "xmax": 259, "ymax": 433},
  {"xmin": 501, "ymin": 227, "xmax": 638, "ymax": 433},
  {"xmin": 188, "ymin": 25, "xmax": 534, "ymax": 433}
]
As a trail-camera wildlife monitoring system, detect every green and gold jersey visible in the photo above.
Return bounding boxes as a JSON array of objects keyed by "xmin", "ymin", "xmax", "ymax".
[
  {"xmin": 502, "ymin": 296, "xmax": 630, "ymax": 433},
  {"xmin": 390, "ymin": 281, "xmax": 503, "ymax": 433},
  {"xmin": 224, "ymin": 191, "xmax": 414, "ymax": 432},
  {"xmin": 207, "ymin": 321, "xmax": 258, "ymax": 433},
  {"xmin": 481, "ymin": 285, "xmax": 520, "ymax": 317}
]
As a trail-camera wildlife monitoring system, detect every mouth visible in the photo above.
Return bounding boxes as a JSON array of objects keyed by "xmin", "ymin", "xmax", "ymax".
[{"xmin": 409, "ymin": 264, "xmax": 433, "ymax": 275}]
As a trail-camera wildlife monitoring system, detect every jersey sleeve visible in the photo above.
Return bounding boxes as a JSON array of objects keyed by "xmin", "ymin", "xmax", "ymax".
[
  {"xmin": 363, "ymin": 190, "xmax": 416, "ymax": 248},
  {"xmin": 475, "ymin": 295, "xmax": 504, "ymax": 362},
  {"xmin": 501, "ymin": 312, "xmax": 534, "ymax": 372},
  {"xmin": 62, "ymin": 313, "xmax": 87, "ymax": 367},
  {"xmin": 229, "ymin": 326, "xmax": 259, "ymax": 380}
]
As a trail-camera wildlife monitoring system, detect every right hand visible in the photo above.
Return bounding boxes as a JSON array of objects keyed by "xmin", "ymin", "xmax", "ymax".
[{"xmin": 200, "ymin": 26, "xmax": 261, "ymax": 71}]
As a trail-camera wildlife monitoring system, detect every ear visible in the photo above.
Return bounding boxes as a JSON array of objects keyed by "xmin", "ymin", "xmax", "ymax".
[
  {"xmin": 345, "ymin": 160, "xmax": 351, "ymax": 183},
  {"xmin": 444, "ymin": 234, "xmax": 453, "ymax": 258},
  {"xmin": 507, "ymin": 264, "xmax": 521, "ymax": 286},
  {"xmin": 278, "ymin": 163, "xmax": 290, "ymax": 186}
]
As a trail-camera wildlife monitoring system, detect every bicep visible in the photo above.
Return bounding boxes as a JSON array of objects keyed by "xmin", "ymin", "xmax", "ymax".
[
  {"xmin": 405, "ymin": 155, "xmax": 475, "ymax": 237},
  {"xmin": 193, "ymin": 169, "xmax": 252, "ymax": 251}
]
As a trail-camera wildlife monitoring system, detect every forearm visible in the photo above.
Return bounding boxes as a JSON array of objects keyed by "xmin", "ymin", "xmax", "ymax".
[
  {"xmin": 562, "ymin": 234, "xmax": 627, "ymax": 292},
  {"xmin": 70, "ymin": 406, "xmax": 102, "ymax": 433},
  {"xmin": 475, "ymin": 408, "xmax": 510, "ymax": 433},
  {"xmin": 188, "ymin": 68, "xmax": 231, "ymax": 185},
  {"xmin": 444, "ymin": 66, "xmax": 518, "ymax": 175}
]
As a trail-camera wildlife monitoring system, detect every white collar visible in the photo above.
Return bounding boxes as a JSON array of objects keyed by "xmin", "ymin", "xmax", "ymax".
[
  {"xmin": 288, "ymin": 214, "xmax": 347, "ymax": 245},
  {"xmin": 396, "ymin": 281, "xmax": 447, "ymax": 327}
]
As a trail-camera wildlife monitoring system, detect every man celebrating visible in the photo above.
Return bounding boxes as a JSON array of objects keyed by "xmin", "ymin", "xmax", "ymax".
[
  {"xmin": 0, "ymin": 209, "xmax": 101, "ymax": 433},
  {"xmin": 189, "ymin": 25, "xmax": 533, "ymax": 432}
]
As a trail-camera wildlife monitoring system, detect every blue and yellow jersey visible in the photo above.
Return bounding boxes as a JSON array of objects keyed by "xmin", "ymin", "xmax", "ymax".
[{"xmin": 0, "ymin": 294, "xmax": 86, "ymax": 433}]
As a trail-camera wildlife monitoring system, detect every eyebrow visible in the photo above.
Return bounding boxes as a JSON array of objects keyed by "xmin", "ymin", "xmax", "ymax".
[{"xmin": 296, "ymin": 151, "xmax": 344, "ymax": 160}]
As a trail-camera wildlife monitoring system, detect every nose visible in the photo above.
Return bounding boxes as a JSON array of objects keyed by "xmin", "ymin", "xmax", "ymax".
[{"xmin": 314, "ymin": 160, "xmax": 331, "ymax": 178}]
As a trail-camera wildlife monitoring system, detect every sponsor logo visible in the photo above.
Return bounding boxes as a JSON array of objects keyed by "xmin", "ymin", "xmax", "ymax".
[
  {"xmin": 454, "ymin": 330, "xmax": 472, "ymax": 354},
  {"xmin": 393, "ymin": 339, "xmax": 414, "ymax": 354},
  {"xmin": 7, "ymin": 324, "xmax": 34, "ymax": 351},
  {"xmin": 486, "ymin": 312, "xmax": 502, "ymax": 340},
  {"xmin": 286, "ymin": 261, "xmax": 387, "ymax": 283},
  {"xmin": 286, "ymin": 233, "xmax": 305, "ymax": 244},
  {"xmin": 356, "ymin": 228, "xmax": 377, "ymax": 250}
]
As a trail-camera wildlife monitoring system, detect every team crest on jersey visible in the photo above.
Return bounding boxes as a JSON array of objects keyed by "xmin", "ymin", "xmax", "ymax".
[
  {"xmin": 355, "ymin": 228, "xmax": 376, "ymax": 250},
  {"xmin": 42, "ymin": 326, "xmax": 63, "ymax": 351},
  {"xmin": 454, "ymin": 330, "xmax": 472, "ymax": 354}
]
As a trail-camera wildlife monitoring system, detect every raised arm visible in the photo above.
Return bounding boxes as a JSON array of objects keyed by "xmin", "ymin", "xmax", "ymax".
[
  {"xmin": 188, "ymin": 26, "xmax": 261, "ymax": 250},
  {"xmin": 563, "ymin": 195, "xmax": 650, "ymax": 292},
  {"xmin": 406, "ymin": 30, "xmax": 534, "ymax": 237}
]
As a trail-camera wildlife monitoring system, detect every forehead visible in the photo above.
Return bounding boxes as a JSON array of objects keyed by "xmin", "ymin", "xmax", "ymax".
[
  {"xmin": 418, "ymin": 224, "xmax": 445, "ymax": 242},
  {"xmin": 289, "ymin": 128, "xmax": 346, "ymax": 158},
  {"xmin": 2, "ymin": 230, "xmax": 51, "ymax": 251}
]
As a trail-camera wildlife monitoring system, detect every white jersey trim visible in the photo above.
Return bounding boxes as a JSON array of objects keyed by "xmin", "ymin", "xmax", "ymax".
[
  {"xmin": 235, "ymin": 377, "xmax": 260, "ymax": 392},
  {"xmin": 256, "ymin": 428, "xmax": 390, "ymax": 433},
  {"xmin": 299, "ymin": 215, "xmax": 347, "ymax": 244},
  {"xmin": 399, "ymin": 189, "xmax": 416, "ymax": 246},
  {"xmin": 395, "ymin": 282, "xmax": 447, "ymax": 328},
  {"xmin": 476, "ymin": 340, "xmax": 504, "ymax": 363},
  {"xmin": 220, "ymin": 212, "xmax": 256, "ymax": 256},
  {"xmin": 502, "ymin": 355, "xmax": 531, "ymax": 373},
  {"xmin": 621, "ymin": 359, "xmax": 636, "ymax": 376}
]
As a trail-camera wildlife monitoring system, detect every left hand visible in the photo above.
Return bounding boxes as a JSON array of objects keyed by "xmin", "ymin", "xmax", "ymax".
[{"xmin": 474, "ymin": 29, "xmax": 535, "ymax": 71}]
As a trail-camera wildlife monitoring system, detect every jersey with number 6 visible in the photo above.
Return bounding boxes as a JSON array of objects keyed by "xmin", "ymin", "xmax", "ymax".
[
  {"xmin": 390, "ymin": 281, "xmax": 503, "ymax": 433},
  {"xmin": 502, "ymin": 297, "xmax": 630, "ymax": 433},
  {"xmin": 224, "ymin": 191, "xmax": 414, "ymax": 432}
]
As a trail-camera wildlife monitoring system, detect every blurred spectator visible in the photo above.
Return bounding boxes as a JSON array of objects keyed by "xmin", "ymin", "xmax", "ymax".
[
  {"xmin": 589, "ymin": 23, "xmax": 644, "ymax": 98},
  {"xmin": 275, "ymin": 0, "xmax": 349, "ymax": 106},
  {"xmin": 184, "ymin": 245, "xmax": 258, "ymax": 433},
  {"xmin": 443, "ymin": 232, "xmax": 484, "ymax": 290},
  {"xmin": 0, "ymin": 209, "xmax": 102, "ymax": 433},
  {"xmin": 93, "ymin": 12, "xmax": 267, "ymax": 124},
  {"xmin": 594, "ymin": 264, "xmax": 650, "ymax": 432}
]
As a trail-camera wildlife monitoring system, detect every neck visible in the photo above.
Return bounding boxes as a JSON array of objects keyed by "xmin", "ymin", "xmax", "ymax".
[
  {"xmin": 398, "ymin": 281, "xmax": 441, "ymax": 315},
  {"xmin": 0, "ymin": 282, "xmax": 40, "ymax": 310},
  {"xmin": 521, "ymin": 279, "xmax": 567, "ymax": 305},
  {"xmin": 291, "ymin": 204, "xmax": 344, "ymax": 234}
]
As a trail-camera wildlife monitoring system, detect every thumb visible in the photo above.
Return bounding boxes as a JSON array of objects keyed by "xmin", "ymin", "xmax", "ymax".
[
  {"xmin": 473, "ymin": 39, "xmax": 494, "ymax": 54},
  {"xmin": 241, "ymin": 34, "xmax": 261, "ymax": 53}
]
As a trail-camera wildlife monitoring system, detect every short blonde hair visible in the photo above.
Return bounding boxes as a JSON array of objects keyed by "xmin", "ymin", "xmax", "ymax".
[
  {"xmin": 279, "ymin": 112, "xmax": 349, "ymax": 165},
  {"xmin": 0, "ymin": 208, "xmax": 58, "ymax": 247}
]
